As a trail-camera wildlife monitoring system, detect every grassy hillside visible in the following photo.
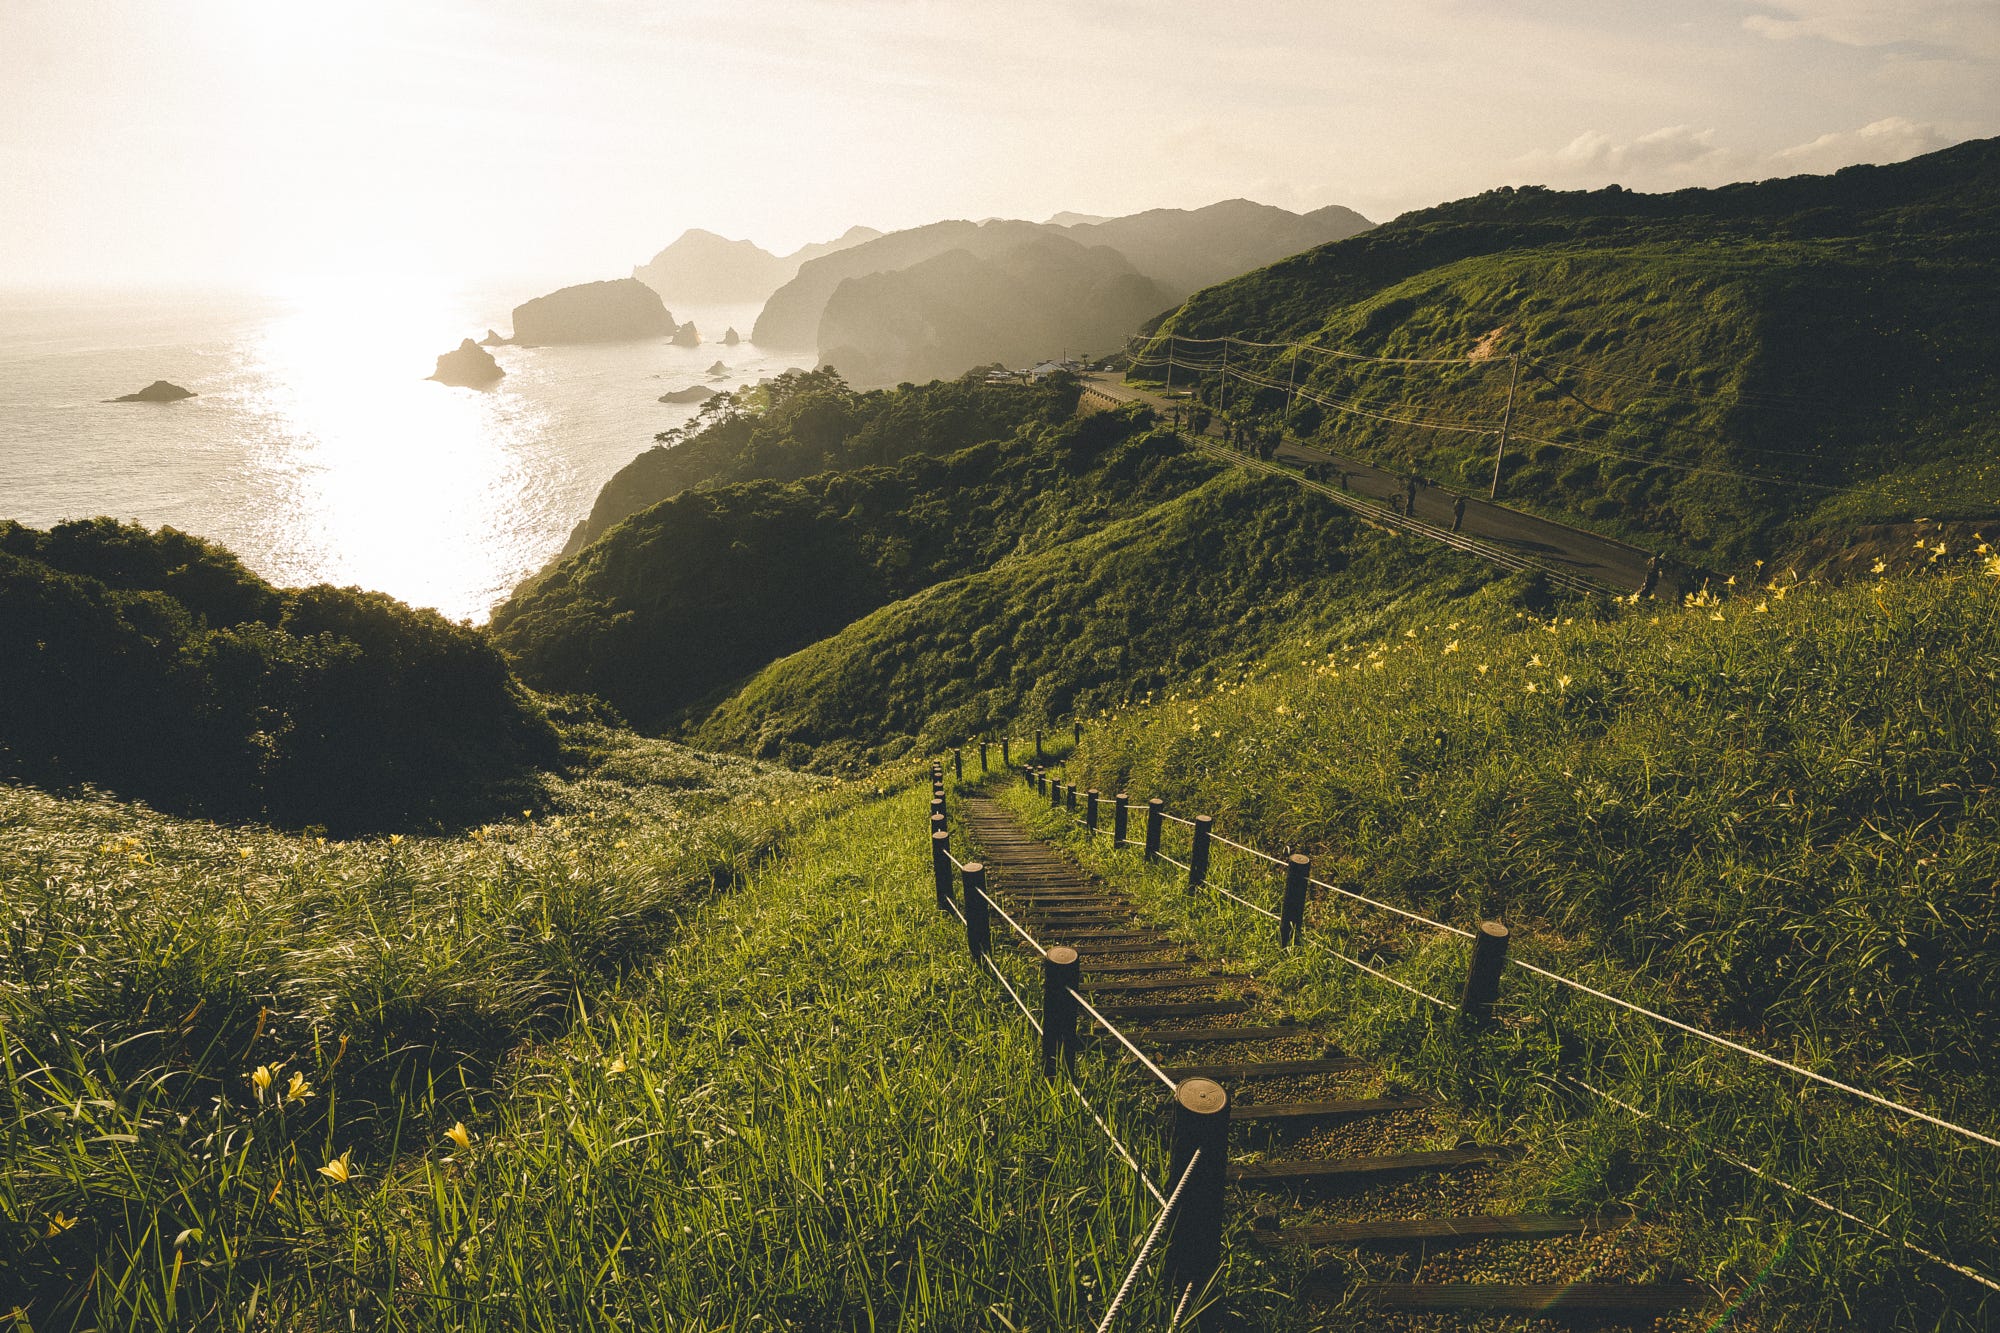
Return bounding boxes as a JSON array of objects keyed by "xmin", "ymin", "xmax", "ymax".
[
  {"xmin": 556, "ymin": 367, "xmax": 1078, "ymax": 559},
  {"xmin": 494, "ymin": 406, "xmax": 1223, "ymax": 732},
  {"xmin": 0, "ymin": 730, "xmax": 836, "ymax": 1326},
  {"xmin": 1136, "ymin": 136, "xmax": 2000, "ymax": 568},
  {"xmin": 1028, "ymin": 551, "xmax": 2000, "ymax": 1328},
  {"xmin": 1, "ymin": 767, "xmax": 1303, "ymax": 1330},
  {"xmin": 693, "ymin": 468, "xmax": 1504, "ymax": 769}
]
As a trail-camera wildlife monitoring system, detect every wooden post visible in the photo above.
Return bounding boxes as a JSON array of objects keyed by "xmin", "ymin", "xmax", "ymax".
[
  {"xmin": 930, "ymin": 812, "xmax": 946, "ymax": 844},
  {"xmin": 1074, "ymin": 721, "xmax": 1082, "ymax": 747},
  {"xmin": 1145, "ymin": 798, "xmax": 1164, "ymax": 860},
  {"xmin": 1459, "ymin": 921, "xmax": 1511, "ymax": 1023},
  {"xmin": 1035, "ymin": 729, "xmax": 1045, "ymax": 760},
  {"xmin": 1280, "ymin": 854, "xmax": 1310, "ymax": 945},
  {"xmin": 1165, "ymin": 1077, "xmax": 1230, "ymax": 1297},
  {"xmin": 963, "ymin": 863, "xmax": 991, "ymax": 959},
  {"xmin": 1112, "ymin": 793, "xmax": 1129, "ymax": 848},
  {"xmin": 931, "ymin": 795, "xmax": 946, "ymax": 829},
  {"xmin": 979, "ymin": 740, "xmax": 989, "ymax": 773},
  {"xmin": 1002, "ymin": 738, "xmax": 1011, "ymax": 766},
  {"xmin": 1049, "ymin": 777, "xmax": 1061, "ymax": 808},
  {"xmin": 953, "ymin": 749, "xmax": 963, "ymax": 781},
  {"xmin": 1040, "ymin": 946, "xmax": 1080, "ymax": 1076},
  {"xmin": 1065, "ymin": 784, "xmax": 1077, "ymax": 812},
  {"xmin": 932, "ymin": 831, "xmax": 953, "ymax": 914},
  {"xmin": 1085, "ymin": 789, "xmax": 1100, "ymax": 830},
  {"xmin": 1188, "ymin": 815, "xmax": 1212, "ymax": 890}
]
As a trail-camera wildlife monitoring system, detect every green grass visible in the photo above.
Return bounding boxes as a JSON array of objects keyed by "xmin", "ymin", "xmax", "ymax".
[
  {"xmin": 1030, "ymin": 554, "xmax": 2000, "ymax": 1330},
  {"xmin": 0, "ymin": 733, "xmax": 837, "ymax": 1326},
  {"xmin": 1137, "ymin": 137, "xmax": 2000, "ymax": 569}
]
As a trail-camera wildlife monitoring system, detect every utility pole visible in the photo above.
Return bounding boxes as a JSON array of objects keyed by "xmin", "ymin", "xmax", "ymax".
[
  {"xmin": 1164, "ymin": 335, "xmax": 1175, "ymax": 395},
  {"xmin": 1220, "ymin": 339, "xmax": 1229, "ymax": 416},
  {"xmin": 1284, "ymin": 350, "xmax": 1297, "ymax": 427},
  {"xmin": 1488, "ymin": 354, "xmax": 1519, "ymax": 500}
]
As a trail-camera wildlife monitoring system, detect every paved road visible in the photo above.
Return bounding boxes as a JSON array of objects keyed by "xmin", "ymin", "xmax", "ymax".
[{"xmin": 1081, "ymin": 374, "xmax": 1668, "ymax": 597}]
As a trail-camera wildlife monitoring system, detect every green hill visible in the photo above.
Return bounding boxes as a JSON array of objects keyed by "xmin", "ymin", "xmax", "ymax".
[
  {"xmin": 1137, "ymin": 136, "xmax": 2000, "ymax": 567},
  {"xmin": 493, "ymin": 406, "xmax": 1222, "ymax": 732}
]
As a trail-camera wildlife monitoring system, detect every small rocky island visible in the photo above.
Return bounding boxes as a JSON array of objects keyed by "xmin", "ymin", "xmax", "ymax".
[
  {"xmin": 706, "ymin": 360, "xmax": 729, "ymax": 377},
  {"xmin": 509, "ymin": 278, "xmax": 678, "ymax": 344},
  {"xmin": 659, "ymin": 384, "xmax": 716, "ymax": 404},
  {"xmin": 429, "ymin": 339, "xmax": 505, "ymax": 386},
  {"xmin": 672, "ymin": 321, "xmax": 702, "ymax": 348},
  {"xmin": 722, "ymin": 326, "xmax": 740, "ymax": 345},
  {"xmin": 108, "ymin": 380, "xmax": 195, "ymax": 403}
]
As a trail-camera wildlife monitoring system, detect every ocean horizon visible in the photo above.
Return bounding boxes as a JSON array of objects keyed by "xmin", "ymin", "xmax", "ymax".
[{"xmin": 0, "ymin": 282, "xmax": 806, "ymax": 622}]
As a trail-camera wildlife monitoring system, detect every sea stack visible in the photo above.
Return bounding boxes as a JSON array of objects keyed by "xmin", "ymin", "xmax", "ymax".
[
  {"xmin": 672, "ymin": 322, "xmax": 702, "ymax": 348},
  {"xmin": 659, "ymin": 384, "xmax": 716, "ymax": 404},
  {"xmin": 722, "ymin": 326, "xmax": 741, "ymax": 345},
  {"xmin": 509, "ymin": 278, "xmax": 678, "ymax": 344},
  {"xmin": 706, "ymin": 360, "xmax": 728, "ymax": 377},
  {"xmin": 108, "ymin": 380, "xmax": 196, "ymax": 403},
  {"xmin": 479, "ymin": 328, "xmax": 509, "ymax": 346},
  {"xmin": 429, "ymin": 339, "xmax": 505, "ymax": 386}
]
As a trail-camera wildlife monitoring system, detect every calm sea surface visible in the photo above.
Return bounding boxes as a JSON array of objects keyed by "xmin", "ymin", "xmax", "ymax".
[{"xmin": 0, "ymin": 283, "xmax": 804, "ymax": 621}]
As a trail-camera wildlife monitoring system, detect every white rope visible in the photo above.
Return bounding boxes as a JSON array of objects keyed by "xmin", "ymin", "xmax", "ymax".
[
  {"xmin": 1559, "ymin": 1074, "xmax": 2000, "ymax": 1295},
  {"xmin": 984, "ymin": 892, "xmax": 1046, "ymax": 956},
  {"xmin": 1513, "ymin": 960, "xmax": 2000, "ymax": 1150},
  {"xmin": 1094, "ymin": 1149, "xmax": 1203, "ymax": 1333},
  {"xmin": 1071, "ymin": 987, "xmax": 1180, "ymax": 1093},
  {"xmin": 1211, "ymin": 884, "xmax": 1281, "ymax": 923}
]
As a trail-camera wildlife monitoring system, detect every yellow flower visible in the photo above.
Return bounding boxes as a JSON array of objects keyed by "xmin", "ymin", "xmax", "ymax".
[
  {"xmin": 1476, "ymin": 664, "xmax": 1489, "ymax": 675},
  {"xmin": 250, "ymin": 1064, "xmax": 277, "ymax": 1096},
  {"xmin": 1871, "ymin": 558, "xmax": 1887, "ymax": 574},
  {"xmin": 607, "ymin": 1057, "xmax": 628, "ymax": 1076},
  {"xmin": 615, "ymin": 839, "xmax": 629, "ymax": 849},
  {"xmin": 285, "ymin": 1071, "xmax": 312, "ymax": 1103},
  {"xmin": 1754, "ymin": 600, "xmax": 1769, "ymax": 613},
  {"xmin": 521, "ymin": 809, "xmax": 532, "ymax": 819},
  {"xmin": 1525, "ymin": 681, "xmax": 1538, "ymax": 694},
  {"xmin": 445, "ymin": 1122, "xmax": 472, "ymax": 1151},
  {"xmin": 1557, "ymin": 675, "xmax": 1572, "ymax": 691},
  {"xmin": 389, "ymin": 834, "xmax": 404, "ymax": 846},
  {"xmin": 1443, "ymin": 640, "xmax": 1459, "ymax": 653},
  {"xmin": 1725, "ymin": 575, "xmax": 1736, "ymax": 586},
  {"xmin": 1529, "ymin": 654, "xmax": 1543, "ymax": 667},
  {"xmin": 317, "ymin": 1150, "xmax": 354, "ymax": 1184},
  {"xmin": 45, "ymin": 1211, "xmax": 76, "ymax": 1237},
  {"xmin": 238, "ymin": 848, "xmax": 252, "ymax": 860}
]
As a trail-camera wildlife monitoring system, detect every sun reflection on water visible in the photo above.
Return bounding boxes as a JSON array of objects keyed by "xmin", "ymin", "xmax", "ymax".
[{"xmin": 241, "ymin": 279, "xmax": 548, "ymax": 621}]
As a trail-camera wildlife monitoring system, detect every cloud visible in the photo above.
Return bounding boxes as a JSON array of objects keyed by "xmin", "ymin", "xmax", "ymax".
[
  {"xmin": 1741, "ymin": 2, "xmax": 2000, "ymax": 61},
  {"xmin": 1512, "ymin": 124, "xmax": 1737, "ymax": 189},
  {"xmin": 1773, "ymin": 116, "xmax": 1959, "ymax": 172}
]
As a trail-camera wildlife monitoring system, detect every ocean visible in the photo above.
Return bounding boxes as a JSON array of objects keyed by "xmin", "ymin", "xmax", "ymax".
[{"xmin": 0, "ymin": 283, "xmax": 808, "ymax": 622}]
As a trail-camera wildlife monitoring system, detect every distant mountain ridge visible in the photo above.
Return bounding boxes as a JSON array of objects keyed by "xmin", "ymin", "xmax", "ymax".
[
  {"xmin": 751, "ymin": 200, "xmax": 1374, "ymax": 351},
  {"xmin": 633, "ymin": 225, "xmax": 883, "ymax": 307},
  {"xmin": 748, "ymin": 199, "xmax": 1374, "ymax": 386}
]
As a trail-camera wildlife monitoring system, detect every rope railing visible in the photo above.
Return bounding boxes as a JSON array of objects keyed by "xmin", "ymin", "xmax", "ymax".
[
  {"xmin": 1016, "ymin": 763, "xmax": 2000, "ymax": 1151},
  {"xmin": 1555, "ymin": 1073, "xmax": 2000, "ymax": 1297},
  {"xmin": 1069, "ymin": 987, "xmax": 1179, "ymax": 1094},
  {"xmin": 1093, "ymin": 1148, "xmax": 1203, "ymax": 1333}
]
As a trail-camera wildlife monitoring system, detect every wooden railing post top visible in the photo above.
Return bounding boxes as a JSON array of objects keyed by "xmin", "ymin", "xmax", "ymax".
[
  {"xmin": 1194, "ymin": 814, "xmax": 1213, "ymax": 827},
  {"xmin": 1148, "ymin": 796, "xmax": 1164, "ymax": 808},
  {"xmin": 1478, "ymin": 920, "xmax": 1509, "ymax": 940},
  {"xmin": 1045, "ymin": 944, "xmax": 1078, "ymax": 967},
  {"xmin": 1176, "ymin": 1077, "xmax": 1227, "ymax": 1116},
  {"xmin": 1288, "ymin": 852, "xmax": 1310, "ymax": 868},
  {"xmin": 1086, "ymin": 787, "xmax": 1100, "ymax": 797},
  {"xmin": 963, "ymin": 861, "xmax": 984, "ymax": 876}
]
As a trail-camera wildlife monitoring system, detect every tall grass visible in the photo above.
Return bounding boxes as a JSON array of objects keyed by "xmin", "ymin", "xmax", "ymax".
[{"xmin": 1040, "ymin": 556, "xmax": 2000, "ymax": 1329}]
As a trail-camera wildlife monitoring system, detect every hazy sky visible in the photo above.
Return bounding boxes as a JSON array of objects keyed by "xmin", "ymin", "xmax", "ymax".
[{"xmin": 3, "ymin": 0, "xmax": 1995, "ymax": 290}]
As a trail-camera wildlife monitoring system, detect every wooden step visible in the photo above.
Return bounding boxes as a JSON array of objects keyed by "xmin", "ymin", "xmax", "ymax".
[
  {"xmin": 1124, "ymin": 1025, "xmax": 1316, "ymax": 1045},
  {"xmin": 1353, "ymin": 1282, "xmax": 1705, "ymax": 1313},
  {"xmin": 1165, "ymin": 1057, "xmax": 1362, "ymax": 1079},
  {"xmin": 1231, "ymin": 1095, "xmax": 1427, "ymax": 1124},
  {"xmin": 1093, "ymin": 999, "xmax": 1249, "ymax": 1021},
  {"xmin": 1230, "ymin": 1146, "xmax": 1518, "ymax": 1185},
  {"xmin": 1085, "ymin": 975, "xmax": 1250, "ymax": 993},
  {"xmin": 1084, "ymin": 958, "xmax": 1201, "ymax": 973},
  {"xmin": 1255, "ymin": 1214, "xmax": 1625, "ymax": 1248}
]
